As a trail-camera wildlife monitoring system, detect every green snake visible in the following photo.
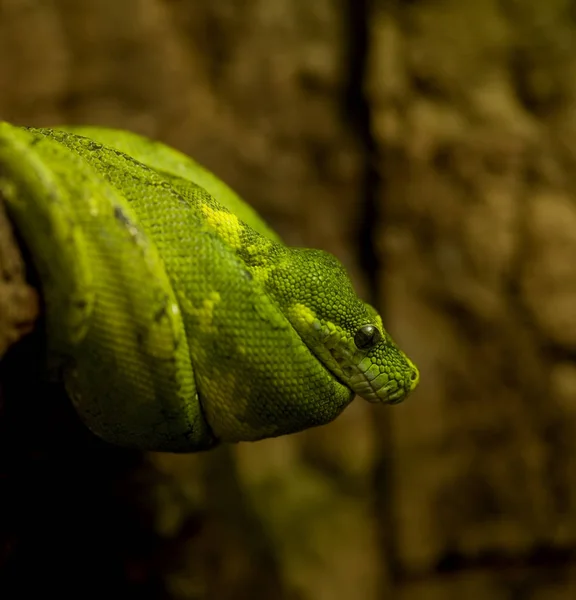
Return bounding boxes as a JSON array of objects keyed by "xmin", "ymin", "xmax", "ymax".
[{"xmin": 0, "ymin": 122, "xmax": 419, "ymax": 452}]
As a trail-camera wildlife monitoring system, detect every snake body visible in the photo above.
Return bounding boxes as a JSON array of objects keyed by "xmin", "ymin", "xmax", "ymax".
[{"xmin": 0, "ymin": 122, "xmax": 418, "ymax": 452}]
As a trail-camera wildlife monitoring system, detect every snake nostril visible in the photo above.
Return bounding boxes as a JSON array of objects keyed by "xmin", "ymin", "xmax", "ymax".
[{"xmin": 410, "ymin": 370, "xmax": 418, "ymax": 381}]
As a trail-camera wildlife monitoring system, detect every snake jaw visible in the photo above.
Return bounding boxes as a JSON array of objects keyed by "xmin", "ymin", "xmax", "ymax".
[{"xmin": 327, "ymin": 340, "xmax": 418, "ymax": 405}]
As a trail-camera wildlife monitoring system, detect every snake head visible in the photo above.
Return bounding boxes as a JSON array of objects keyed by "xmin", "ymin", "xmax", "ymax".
[{"xmin": 273, "ymin": 249, "xmax": 419, "ymax": 404}]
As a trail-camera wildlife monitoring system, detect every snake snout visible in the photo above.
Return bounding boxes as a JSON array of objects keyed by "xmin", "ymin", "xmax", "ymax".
[{"xmin": 408, "ymin": 364, "xmax": 419, "ymax": 391}]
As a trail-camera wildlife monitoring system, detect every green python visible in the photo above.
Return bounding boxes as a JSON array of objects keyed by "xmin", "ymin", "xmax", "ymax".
[{"xmin": 0, "ymin": 121, "xmax": 419, "ymax": 452}]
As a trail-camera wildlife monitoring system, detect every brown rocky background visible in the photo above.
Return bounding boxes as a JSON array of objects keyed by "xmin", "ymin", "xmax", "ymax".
[{"xmin": 1, "ymin": 0, "xmax": 576, "ymax": 598}]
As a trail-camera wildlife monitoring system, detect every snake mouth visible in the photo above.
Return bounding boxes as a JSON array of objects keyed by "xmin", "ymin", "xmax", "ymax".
[
  {"xmin": 354, "ymin": 378, "xmax": 408, "ymax": 404},
  {"xmin": 346, "ymin": 365, "xmax": 417, "ymax": 405},
  {"xmin": 387, "ymin": 387, "xmax": 407, "ymax": 405},
  {"xmin": 323, "ymin": 335, "xmax": 419, "ymax": 406}
]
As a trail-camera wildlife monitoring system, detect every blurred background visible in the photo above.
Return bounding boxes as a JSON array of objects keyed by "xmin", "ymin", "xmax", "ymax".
[{"xmin": 1, "ymin": 0, "xmax": 576, "ymax": 598}]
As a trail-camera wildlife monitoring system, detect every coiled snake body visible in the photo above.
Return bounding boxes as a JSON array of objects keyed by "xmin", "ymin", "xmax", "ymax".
[{"xmin": 0, "ymin": 122, "xmax": 418, "ymax": 452}]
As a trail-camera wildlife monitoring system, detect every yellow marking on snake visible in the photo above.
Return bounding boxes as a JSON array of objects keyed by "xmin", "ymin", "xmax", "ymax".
[
  {"xmin": 289, "ymin": 303, "xmax": 317, "ymax": 327},
  {"xmin": 249, "ymin": 264, "xmax": 274, "ymax": 283},
  {"xmin": 244, "ymin": 240, "xmax": 272, "ymax": 260},
  {"xmin": 181, "ymin": 291, "xmax": 221, "ymax": 334},
  {"xmin": 200, "ymin": 204, "xmax": 243, "ymax": 249}
]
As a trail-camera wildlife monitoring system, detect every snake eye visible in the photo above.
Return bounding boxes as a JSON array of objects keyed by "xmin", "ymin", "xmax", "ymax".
[{"xmin": 354, "ymin": 325, "xmax": 382, "ymax": 349}]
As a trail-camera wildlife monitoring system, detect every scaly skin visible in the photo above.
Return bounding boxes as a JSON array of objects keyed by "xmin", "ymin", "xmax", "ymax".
[{"xmin": 0, "ymin": 122, "xmax": 419, "ymax": 452}]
